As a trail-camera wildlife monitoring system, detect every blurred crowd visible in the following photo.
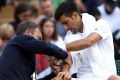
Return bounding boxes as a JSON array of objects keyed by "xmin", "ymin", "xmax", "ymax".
[{"xmin": 0, "ymin": 0, "xmax": 120, "ymax": 80}]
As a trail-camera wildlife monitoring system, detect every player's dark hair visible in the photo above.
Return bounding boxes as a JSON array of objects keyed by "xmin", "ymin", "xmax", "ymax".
[{"xmin": 54, "ymin": 1, "xmax": 81, "ymax": 21}]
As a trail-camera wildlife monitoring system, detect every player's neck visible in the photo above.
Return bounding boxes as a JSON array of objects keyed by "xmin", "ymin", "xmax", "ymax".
[{"xmin": 79, "ymin": 21, "xmax": 84, "ymax": 33}]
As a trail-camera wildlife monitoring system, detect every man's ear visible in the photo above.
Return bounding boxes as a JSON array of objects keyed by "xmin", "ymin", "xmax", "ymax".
[
  {"xmin": 72, "ymin": 12, "xmax": 79, "ymax": 19},
  {"xmin": 24, "ymin": 29, "xmax": 31, "ymax": 35}
]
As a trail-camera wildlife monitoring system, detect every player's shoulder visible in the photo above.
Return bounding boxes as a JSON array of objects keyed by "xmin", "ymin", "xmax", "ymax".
[
  {"xmin": 82, "ymin": 13, "xmax": 95, "ymax": 19},
  {"xmin": 97, "ymin": 19, "xmax": 107, "ymax": 24},
  {"xmin": 82, "ymin": 13, "xmax": 96, "ymax": 24},
  {"xmin": 97, "ymin": 19, "xmax": 110, "ymax": 27},
  {"xmin": 82, "ymin": 13, "xmax": 95, "ymax": 20},
  {"xmin": 96, "ymin": 19, "xmax": 111, "ymax": 32}
]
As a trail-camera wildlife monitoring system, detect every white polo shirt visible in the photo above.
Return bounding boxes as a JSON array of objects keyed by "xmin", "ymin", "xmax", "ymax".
[{"xmin": 73, "ymin": 13, "xmax": 116, "ymax": 80}]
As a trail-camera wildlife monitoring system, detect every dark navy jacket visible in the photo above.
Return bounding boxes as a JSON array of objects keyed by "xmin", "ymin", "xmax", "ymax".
[{"xmin": 0, "ymin": 35, "xmax": 68, "ymax": 80}]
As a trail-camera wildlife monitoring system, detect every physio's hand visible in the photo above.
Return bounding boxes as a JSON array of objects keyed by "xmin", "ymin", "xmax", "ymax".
[{"xmin": 51, "ymin": 72, "xmax": 71, "ymax": 80}]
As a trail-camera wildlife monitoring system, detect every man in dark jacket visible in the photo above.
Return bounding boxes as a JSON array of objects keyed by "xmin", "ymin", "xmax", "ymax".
[{"xmin": 0, "ymin": 21, "xmax": 68, "ymax": 80}]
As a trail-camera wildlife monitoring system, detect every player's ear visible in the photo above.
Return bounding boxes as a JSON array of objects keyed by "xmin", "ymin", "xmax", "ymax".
[{"xmin": 72, "ymin": 12, "xmax": 79, "ymax": 20}]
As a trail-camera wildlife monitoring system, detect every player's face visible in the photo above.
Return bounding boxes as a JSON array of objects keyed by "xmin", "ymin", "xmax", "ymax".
[{"xmin": 59, "ymin": 12, "xmax": 81, "ymax": 31}]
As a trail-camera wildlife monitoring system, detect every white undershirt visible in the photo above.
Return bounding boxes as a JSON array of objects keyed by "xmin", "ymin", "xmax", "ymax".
[{"xmin": 64, "ymin": 31, "xmax": 83, "ymax": 74}]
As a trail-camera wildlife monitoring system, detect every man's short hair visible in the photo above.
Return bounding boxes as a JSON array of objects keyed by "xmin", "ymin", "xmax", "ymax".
[
  {"xmin": 54, "ymin": 1, "xmax": 81, "ymax": 21},
  {"xmin": 16, "ymin": 21, "xmax": 38, "ymax": 35}
]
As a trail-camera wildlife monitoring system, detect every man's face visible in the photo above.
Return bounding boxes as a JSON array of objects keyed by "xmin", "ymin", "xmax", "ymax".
[
  {"xmin": 59, "ymin": 12, "xmax": 81, "ymax": 31},
  {"xmin": 33, "ymin": 28, "xmax": 42, "ymax": 40},
  {"xmin": 42, "ymin": 21, "xmax": 55, "ymax": 38},
  {"xmin": 105, "ymin": 3, "xmax": 115, "ymax": 14},
  {"xmin": 19, "ymin": 10, "xmax": 32, "ymax": 22},
  {"xmin": 39, "ymin": 0, "xmax": 53, "ymax": 17},
  {"xmin": 25, "ymin": 28, "xmax": 42, "ymax": 40}
]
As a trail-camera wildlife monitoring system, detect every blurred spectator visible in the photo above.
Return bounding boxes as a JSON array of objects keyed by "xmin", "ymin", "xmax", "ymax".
[
  {"xmin": 40, "ymin": 18, "xmax": 66, "ymax": 50},
  {"xmin": 0, "ymin": 0, "xmax": 7, "ymax": 11},
  {"xmin": 118, "ymin": 0, "xmax": 120, "ymax": 7},
  {"xmin": 74, "ymin": 0, "xmax": 86, "ymax": 13},
  {"xmin": 10, "ymin": 3, "xmax": 32, "ymax": 32},
  {"xmin": 36, "ymin": 18, "xmax": 66, "ymax": 80},
  {"xmin": 65, "ymin": 0, "xmax": 86, "ymax": 13},
  {"xmin": 113, "ymin": 30, "xmax": 120, "ymax": 48},
  {"xmin": 82, "ymin": 0, "xmax": 101, "ymax": 10},
  {"xmin": 98, "ymin": 0, "xmax": 120, "ymax": 33},
  {"xmin": 9, "ymin": 0, "xmax": 32, "ymax": 8},
  {"xmin": 39, "ymin": 0, "xmax": 67, "ymax": 38},
  {"xmin": 0, "ymin": 23, "xmax": 15, "ymax": 56},
  {"xmin": 87, "ymin": 8, "xmax": 101, "ymax": 20},
  {"xmin": 39, "ymin": 0, "xmax": 53, "ymax": 18},
  {"xmin": 113, "ymin": 30, "xmax": 120, "ymax": 60}
]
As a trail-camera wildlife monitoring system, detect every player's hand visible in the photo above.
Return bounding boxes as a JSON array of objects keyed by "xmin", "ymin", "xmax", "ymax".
[
  {"xmin": 51, "ymin": 72, "xmax": 71, "ymax": 80},
  {"xmin": 58, "ymin": 72, "xmax": 71, "ymax": 80},
  {"xmin": 51, "ymin": 72, "xmax": 64, "ymax": 80},
  {"xmin": 108, "ymin": 75, "xmax": 120, "ymax": 80}
]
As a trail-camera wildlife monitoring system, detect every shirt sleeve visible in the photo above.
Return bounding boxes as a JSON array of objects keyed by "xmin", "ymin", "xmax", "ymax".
[
  {"xmin": 85, "ymin": 16, "xmax": 110, "ymax": 40},
  {"xmin": 94, "ymin": 20, "xmax": 111, "ymax": 40},
  {"xmin": 16, "ymin": 36, "xmax": 68, "ymax": 60}
]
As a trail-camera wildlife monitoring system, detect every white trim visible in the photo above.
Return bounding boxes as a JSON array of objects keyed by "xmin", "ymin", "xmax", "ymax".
[{"xmin": 36, "ymin": 66, "xmax": 52, "ymax": 79}]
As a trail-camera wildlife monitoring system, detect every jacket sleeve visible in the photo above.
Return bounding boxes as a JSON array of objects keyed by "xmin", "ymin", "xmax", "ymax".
[{"xmin": 16, "ymin": 36, "xmax": 68, "ymax": 60}]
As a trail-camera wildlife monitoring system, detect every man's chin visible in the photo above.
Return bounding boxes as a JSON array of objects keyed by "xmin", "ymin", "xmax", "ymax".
[
  {"xmin": 105, "ymin": 9, "xmax": 113, "ymax": 15},
  {"xmin": 71, "ymin": 28, "xmax": 79, "ymax": 34}
]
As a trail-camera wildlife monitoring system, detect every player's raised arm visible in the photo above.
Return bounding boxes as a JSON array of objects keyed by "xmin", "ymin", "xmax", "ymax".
[{"xmin": 66, "ymin": 32, "xmax": 102, "ymax": 51}]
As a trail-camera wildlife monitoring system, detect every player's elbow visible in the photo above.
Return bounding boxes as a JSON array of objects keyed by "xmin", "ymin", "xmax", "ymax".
[{"xmin": 85, "ymin": 40, "xmax": 93, "ymax": 48}]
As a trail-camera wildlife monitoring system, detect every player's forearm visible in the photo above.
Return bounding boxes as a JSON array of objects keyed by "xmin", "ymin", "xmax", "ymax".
[
  {"xmin": 66, "ymin": 33, "xmax": 102, "ymax": 52},
  {"xmin": 61, "ymin": 62, "xmax": 70, "ymax": 72},
  {"xmin": 66, "ymin": 38, "xmax": 91, "ymax": 52},
  {"xmin": 61, "ymin": 53, "xmax": 72, "ymax": 72}
]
